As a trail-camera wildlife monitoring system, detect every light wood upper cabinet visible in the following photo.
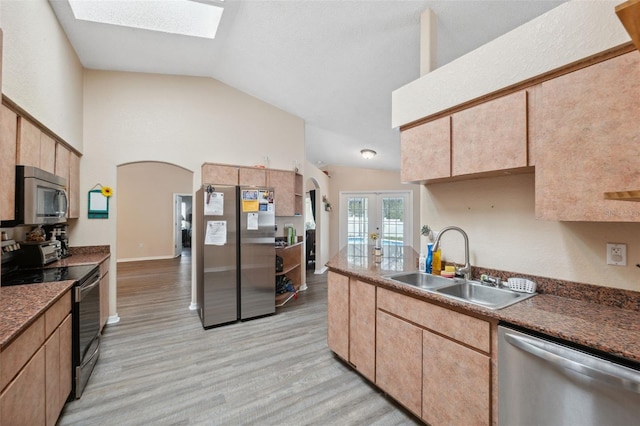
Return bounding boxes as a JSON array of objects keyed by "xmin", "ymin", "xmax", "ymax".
[
  {"xmin": 39, "ymin": 133, "xmax": 56, "ymax": 174},
  {"xmin": 239, "ymin": 167, "xmax": 266, "ymax": 186},
  {"xmin": 452, "ymin": 90, "xmax": 528, "ymax": 176},
  {"xmin": 536, "ymin": 52, "xmax": 640, "ymax": 221},
  {"xmin": 268, "ymin": 170, "xmax": 302, "ymax": 216},
  {"xmin": 68, "ymin": 152, "xmax": 80, "ymax": 219},
  {"xmin": 54, "ymin": 143, "xmax": 70, "ymax": 181},
  {"xmin": 202, "ymin": 163, "xmax": 239, "ymax": 186},
  {"xmin": 16, "ymin": 117, "xmax": 41, "ymax": 168},
  {"xmin": 400, "ymin": 116, "xmax": 451, "ymax": 183},
  {"xmin": 0, "ymin": 104, "xmax": 18, "ymax": 221}
]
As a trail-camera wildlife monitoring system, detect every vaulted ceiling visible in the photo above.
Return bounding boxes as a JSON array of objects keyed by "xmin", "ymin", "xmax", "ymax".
[{"xmin": 49, "ymin": 0, "xmax": 565, "ymax": 170}]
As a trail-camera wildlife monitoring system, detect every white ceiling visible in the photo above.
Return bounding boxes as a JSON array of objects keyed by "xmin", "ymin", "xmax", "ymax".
[{"xmin": 49, "ymin": 0, "xmax": 565, "ymax": 171}]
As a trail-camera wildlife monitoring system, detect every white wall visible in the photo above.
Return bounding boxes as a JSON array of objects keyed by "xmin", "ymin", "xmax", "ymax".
[
  {"xmin": 77, "ymin": 70, "xmax": 304, "ymax": 317},
  {"xmin": 423, "ymin": 173, "xmax": 640, "ymax": 292},
  {"xmin": 392, "ymin": 0, "xmax": 631, "ymax": 127},
  {"xmin": 0, "ymin": 0, "xmax": 84, "ymax": 150},
  {"xmin": 117, "ymin": 162, "xmax": 193, "ymax": 261}
]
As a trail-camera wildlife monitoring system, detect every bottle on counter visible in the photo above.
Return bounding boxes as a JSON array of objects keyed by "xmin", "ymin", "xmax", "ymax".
[
  {"xmin": 425, "ymin": 243, "xmax": 433, "ymax": 273},
  {"xmin": 418, "ymin": 252, "xmax": 426, "ymax": 272},
  {"xmin": 432, "ymin": 248, "xmax": 441, "ymax": 275}
]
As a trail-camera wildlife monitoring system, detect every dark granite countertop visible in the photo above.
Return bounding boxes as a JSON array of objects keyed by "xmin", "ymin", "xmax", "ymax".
[
  {"xmin": 0, "ymin": 246, "xmax": 110, "ymax": 349},
  {"xmin": 0, "ymin": 281, "xmax": 74, "ymax": 348},
  {"xmin": 327, "ymin": 246, "xmax": 640, "ymax": 364}
]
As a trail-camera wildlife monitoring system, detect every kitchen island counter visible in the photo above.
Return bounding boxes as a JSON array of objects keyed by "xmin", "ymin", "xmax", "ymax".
[{"xmin": 327, "ymin": 246, "xmax": 640, "ymax": 364}]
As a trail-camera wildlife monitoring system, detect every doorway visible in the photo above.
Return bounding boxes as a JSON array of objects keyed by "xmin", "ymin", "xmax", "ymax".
[
  {"xmin": 174, "ymin": 194, "xmax": 192, "ymax": 257},
  {"xmin": 339, "ymin": 191, "xmax": 413, "ymax": 256}
]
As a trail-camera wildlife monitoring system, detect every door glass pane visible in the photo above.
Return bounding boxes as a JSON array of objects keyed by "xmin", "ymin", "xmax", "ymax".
[
  {"xmin": 347, "ymin": 197, "xmax": 368, "ymax": 256},
  {"xmin": 382, "ymin": 197, "xmax": 404, "ymax": 248}
]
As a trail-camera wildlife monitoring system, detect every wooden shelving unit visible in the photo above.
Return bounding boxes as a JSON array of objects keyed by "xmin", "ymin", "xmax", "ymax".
[
  {"xmin": 275, "ymin": 241, "xmax": 304, "ymax": 307},
  {"xmin": 604, "ymin": 190, "xmax": 640, "ymax": 201}
]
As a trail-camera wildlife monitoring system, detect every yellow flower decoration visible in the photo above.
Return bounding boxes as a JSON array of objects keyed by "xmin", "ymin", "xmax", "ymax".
[
  {"xmin": 370, "ymin": 233, "xmax": 379, "ymax": 241},
  {"xmin": 101, "ymin": 186, "xmax": 114, "ymax": 198}
]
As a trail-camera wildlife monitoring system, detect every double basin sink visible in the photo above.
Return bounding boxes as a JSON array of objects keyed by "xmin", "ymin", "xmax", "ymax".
[{"xmin": 384, "ymin": 271, "xmax": 536, "ymax": 310}]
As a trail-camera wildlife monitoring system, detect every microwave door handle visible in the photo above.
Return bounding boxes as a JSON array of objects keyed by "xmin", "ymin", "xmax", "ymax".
[{"xmin": 57, "ymin": 189, "xmax": 69, "ymax": 216}]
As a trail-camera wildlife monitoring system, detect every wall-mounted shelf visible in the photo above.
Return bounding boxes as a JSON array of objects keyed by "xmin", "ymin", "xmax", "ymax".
[
  {"xmin": 616, "ymin": 0, "xmax": 640, "ymax": 52},
  {"xmin": 604, "ymin": 190, "xmax": 640, "ymax": 202}
]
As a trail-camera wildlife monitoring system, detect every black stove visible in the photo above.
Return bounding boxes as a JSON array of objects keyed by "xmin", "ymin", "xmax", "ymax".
[{"xmin": 1, "ymin": 264, "xmax": 98, "ymax": 287}]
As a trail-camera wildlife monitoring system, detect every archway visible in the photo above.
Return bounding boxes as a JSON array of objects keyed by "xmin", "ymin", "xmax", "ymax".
[{"xmin": 117, "ymin": 162, "xmax": 194, "ymax": 261}]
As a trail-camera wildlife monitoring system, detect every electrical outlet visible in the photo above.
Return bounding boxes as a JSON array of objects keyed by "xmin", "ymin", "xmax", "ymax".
[{"xmin": 606, "ymin": 243, "xmax": 627, "ymax": 266}]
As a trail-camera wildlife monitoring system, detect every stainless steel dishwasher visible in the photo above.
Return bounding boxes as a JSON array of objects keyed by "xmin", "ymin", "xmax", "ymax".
[{"xmin": 498, "ymin": 325, "xmax": 640, "ymax": 426}]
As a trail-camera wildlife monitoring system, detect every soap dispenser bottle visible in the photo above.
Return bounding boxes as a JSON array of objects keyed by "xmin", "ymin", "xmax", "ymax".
[
  {"xmin": 425, "ymin": 243, "xmax": 433, "ymax": 273},
  {"xmin": 418, "ymin": 252, "xmax": 426, "ymax": 272}
]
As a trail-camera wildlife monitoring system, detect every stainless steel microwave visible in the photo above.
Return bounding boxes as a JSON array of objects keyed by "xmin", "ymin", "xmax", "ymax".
[{"xmin": 3, "ymin": 166, "xmax": 68, "ymax": 226}]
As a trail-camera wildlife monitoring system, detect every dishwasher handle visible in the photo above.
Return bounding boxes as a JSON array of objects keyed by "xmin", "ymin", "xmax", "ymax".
[{"xmin": 504, "ymin": 332, "xmax": 640, "ymax": 394}]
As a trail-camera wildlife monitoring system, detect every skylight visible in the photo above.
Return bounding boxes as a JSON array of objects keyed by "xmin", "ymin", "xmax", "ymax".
[{"xmin": 68, "ymin": 0, "xmax": 224, "ymax": 39}]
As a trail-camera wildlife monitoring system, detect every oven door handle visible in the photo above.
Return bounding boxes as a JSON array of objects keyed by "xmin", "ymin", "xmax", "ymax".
[{"xmin": 75, "ymin": 276, "xmax": 101, "ymax": 302}]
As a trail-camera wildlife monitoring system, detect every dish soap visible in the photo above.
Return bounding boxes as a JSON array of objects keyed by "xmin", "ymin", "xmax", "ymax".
[
  {"xmin": 432, "ymin": 248, "xmax": 441, "ymax": 275},
  {"xmin": 425, "ymin": 243, "xmax": 433, "ymax": 273}
]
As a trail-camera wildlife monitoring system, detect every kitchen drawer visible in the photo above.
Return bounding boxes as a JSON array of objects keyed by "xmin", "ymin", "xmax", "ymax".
[
  {"xmin": 377, "ymin": 287, "xmax": 490, "ymax": 353},
  {"xmin": 45, "ymin": 291, "xmax": 71, "ymax": 337},
  {"xmin": 0, "ymin": 316, "xmax": 45, "ymax": 391}
]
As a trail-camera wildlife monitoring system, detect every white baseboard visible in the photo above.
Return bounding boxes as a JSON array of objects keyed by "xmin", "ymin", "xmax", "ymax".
[
  {"xmin": 299, "ymin": 283, "xmax": 308, "ymax": 291},
  {"xmin": 107, "ymin": 314, "xmax": 120, "ymax": 325},
  {"xmin": 315, "ymin": 266, "xmax": 328, "ymax": 274},
  {"xmin": 189, "ymin": 302, "xmax": 198, "ymax": 311},
  {"xmin": 117, "ymin": 255, "xmax": 176, "ymax": 263}
]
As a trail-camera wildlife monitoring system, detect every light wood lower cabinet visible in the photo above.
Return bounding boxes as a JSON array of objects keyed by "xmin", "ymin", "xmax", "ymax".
[
  {"xmin": 375, "ymin": 310, "xmax": 422, "ymax": 417},
  {"xmin": 348, "ymin": 279, "xmax": 376, "ymax": 381},
  {"xmin": 327, "ymin": 272, "xmax": 376, "ymax": 380},
  {"xmin": 0, "ymin": 347, "xmax": 46, "ymax": 426},
  {"xmin": 328, "ymin": 280, "xmax": 495, "ymax": 425},
  {"xmin": 327, "ymin": 271, "xmax": 349, "ymax": 361},
  {"xmin": 0, "ymin": 291, "xmax": 72, "ymax": 426},
  {"xmin": 423, "ymin": 330, "xmax": 490, "ymax": 425}
]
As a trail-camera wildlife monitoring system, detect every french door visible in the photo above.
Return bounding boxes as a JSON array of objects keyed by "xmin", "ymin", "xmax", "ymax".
[{"xmin": 339, "ymin": 191, "xmax": 412, "ymax": 256}]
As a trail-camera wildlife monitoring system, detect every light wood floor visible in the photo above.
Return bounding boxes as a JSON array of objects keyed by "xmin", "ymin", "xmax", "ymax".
[{"xmin": 58, "ymin": 250, "xmax": 421, "ymax": 425}]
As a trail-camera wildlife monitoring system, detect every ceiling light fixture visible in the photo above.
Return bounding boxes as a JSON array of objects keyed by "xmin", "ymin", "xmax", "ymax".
[{"xmin": 360, "ymin": 149, "xmax": 377, "ymax": 159}]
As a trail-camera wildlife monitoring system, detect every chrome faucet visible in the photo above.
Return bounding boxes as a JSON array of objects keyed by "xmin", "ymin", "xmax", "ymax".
[{"xmin": 432, "ymin": 226, "xmax": 471, "ymax": 280}]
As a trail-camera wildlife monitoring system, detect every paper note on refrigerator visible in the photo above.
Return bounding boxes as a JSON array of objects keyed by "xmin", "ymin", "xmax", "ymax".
[
  {"xmin": 247, "ymin": 213, "xmax": 259, "ymax": 230},
  {"xmin": 204, "ymin": 192, "xmax": 224, "ymax": 216},
  {"xmin": 205, "ymin": 220, "xmax": 227, "ymax": 245}
]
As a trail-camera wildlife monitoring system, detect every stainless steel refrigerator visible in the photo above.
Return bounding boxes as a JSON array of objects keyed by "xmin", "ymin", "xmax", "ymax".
[{"xmin": 196, "ymin": 185, "xmax": 276, "ymax": 328}]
